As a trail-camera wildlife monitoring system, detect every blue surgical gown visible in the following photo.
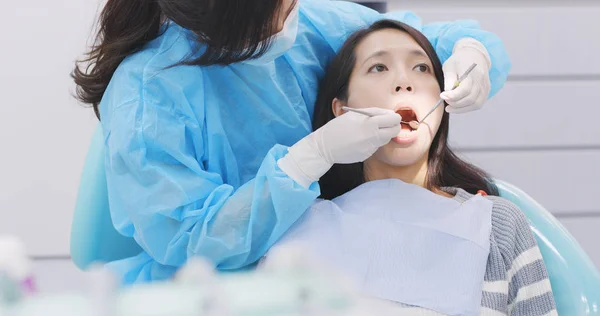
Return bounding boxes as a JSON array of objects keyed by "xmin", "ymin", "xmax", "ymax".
[{"xmin": 100, "ymin": 0, "xmax": 511, "ymax": 284}]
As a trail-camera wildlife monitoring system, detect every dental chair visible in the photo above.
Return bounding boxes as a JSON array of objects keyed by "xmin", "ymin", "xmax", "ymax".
[
  {"xmin": 71, "ymin": 125, "xmax": 600, "ymax": 315},
  {"xmin": 70, "ymin": 126, "xmax": 142, "ymax": 267},
  {"xmin": 495, "ymin": 179, "xmax": 600, "ymax": 315}
]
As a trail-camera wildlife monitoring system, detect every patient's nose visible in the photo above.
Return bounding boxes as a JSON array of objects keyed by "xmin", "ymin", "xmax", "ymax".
[{"xmin": 394, "ymin": 85, "xmax": 413, "ymax": 93}]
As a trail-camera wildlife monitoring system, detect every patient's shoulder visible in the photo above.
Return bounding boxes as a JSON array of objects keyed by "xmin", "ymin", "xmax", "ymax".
[
  {"xmin": 449, "ymin": 187, "xmax": 530, "ymax": 230},
  {"xmin": 451, "ymin": 188, "xmax": 537, "ymax": 260},
  {"xmin": 485, "ymin": 195, "xmax": 529, "ymax": 229},
  {"xmin": 485, "ymin": 196, "xmax": 539, "ymax": 262}
]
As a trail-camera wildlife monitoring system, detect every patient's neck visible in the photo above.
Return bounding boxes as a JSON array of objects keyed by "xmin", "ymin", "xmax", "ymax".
[{"xmin": 364, "ymin": 154, "xmax": 429, "ymax": 188}]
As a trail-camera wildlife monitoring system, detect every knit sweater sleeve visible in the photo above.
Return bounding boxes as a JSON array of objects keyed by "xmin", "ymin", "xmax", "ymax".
[{"xmin": 488, "ymin": 196, "xmax": 558, "ymax": 316}]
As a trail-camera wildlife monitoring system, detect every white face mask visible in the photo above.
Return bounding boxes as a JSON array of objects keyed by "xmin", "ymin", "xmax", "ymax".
[{"xmin": 243, "ymin": 3, "xmax": 299, "ymax": 65}]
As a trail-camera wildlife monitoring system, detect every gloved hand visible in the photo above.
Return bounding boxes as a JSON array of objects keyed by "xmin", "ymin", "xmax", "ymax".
[
  {"xmin": 278, "ymin": 108, "xmax": 401, "ymax": 188},
  {"xmin": 441, "ymin": 38, "xmax": 492, "ymax": 114}
]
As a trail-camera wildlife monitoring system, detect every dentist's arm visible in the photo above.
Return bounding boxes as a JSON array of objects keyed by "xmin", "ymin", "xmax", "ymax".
[
  {"xmin": 279, "ymin": 108, "xmax": 401, "ymax": 188},
  {"xmin": 417, "ymin": 19, "xmax": 511, "ymax": 113},
  {"xmin": 105, "ymin": 97, "xmax": 399, "ymax": 281}
]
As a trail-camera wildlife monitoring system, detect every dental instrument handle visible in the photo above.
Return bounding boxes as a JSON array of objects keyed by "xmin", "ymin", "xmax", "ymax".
[
  {"xmin": 418, "ymin": 63, "xmax": 478, "ymax": 124},
  {"xmin": 417, "ymin": 98, "xmax": 445, "ymax": 125},
  {"xmin": 454, "ymin": 63, "xmax": 478, "ymax": 88},
  {"xmin": 341, "ymin": 106, "xmax": 375, "ymax": 117}
]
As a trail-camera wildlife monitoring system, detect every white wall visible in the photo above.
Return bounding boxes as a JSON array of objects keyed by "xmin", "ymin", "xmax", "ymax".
[
  {"xmin": 1, "ymin": 0, "xmax": 598, "ymax": 292},
  {"xmin": 0, "ymin": 0, "xmax": 101, "ymax": 257},
  {"xmin": 0, "ymin": 0, "xmax": 102, "ymax": 291}
]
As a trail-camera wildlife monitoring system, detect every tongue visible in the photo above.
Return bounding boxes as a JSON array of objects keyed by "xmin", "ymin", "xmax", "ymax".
[{"xmin": 401, "ymin": 124, "xmax": 411, "ymax": 131}]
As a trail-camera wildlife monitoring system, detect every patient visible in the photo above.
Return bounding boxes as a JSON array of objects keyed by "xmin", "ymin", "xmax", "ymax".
[{"xmin": 267, "ymin": 20, "xmax": 557, "ymax": 315}]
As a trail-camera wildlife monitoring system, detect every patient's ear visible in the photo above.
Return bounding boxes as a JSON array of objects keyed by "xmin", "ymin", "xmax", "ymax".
[{"xmin": 332, "ymin": 98, "xmax": 345, "ymax": 117}]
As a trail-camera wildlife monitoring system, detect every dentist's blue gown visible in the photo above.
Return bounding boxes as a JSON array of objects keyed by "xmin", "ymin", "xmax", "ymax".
[{"xmin": 100, "ymin": 0, "xmax": 511, "ymax": 284}]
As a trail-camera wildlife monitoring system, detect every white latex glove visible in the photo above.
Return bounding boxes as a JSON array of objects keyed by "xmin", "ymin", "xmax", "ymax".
[
  {"xmin": 278, "ymin": 108, "xmax": 401, "ymax": 188},
  {"xmin": 441, "ymin": 38, "xmax": 492, "ymax": 114}
]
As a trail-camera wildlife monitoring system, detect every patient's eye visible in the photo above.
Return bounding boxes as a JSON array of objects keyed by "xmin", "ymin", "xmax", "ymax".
[
  {"xmin": 368, "ymin": 64, "xmax": 388, "ymax": 73},
  {"xmin": 413, "ymin": 63, "xmax": 430, "ymax": 73}
]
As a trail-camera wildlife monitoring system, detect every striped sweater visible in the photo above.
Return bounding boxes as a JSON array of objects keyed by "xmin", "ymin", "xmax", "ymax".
[{"xmin": 390, "ymin": 188, "xmax": 558, "ymax": 315}]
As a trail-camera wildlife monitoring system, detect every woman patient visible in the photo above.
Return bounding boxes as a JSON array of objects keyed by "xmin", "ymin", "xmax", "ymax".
[{"xmin": 267, "ymin": 20, "xmax": 557, "ymax": 315}]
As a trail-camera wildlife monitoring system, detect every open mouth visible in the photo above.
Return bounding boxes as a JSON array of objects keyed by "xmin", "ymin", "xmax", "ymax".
[{"xmin": 397, "ymin": 109, "xmax": 418, "ymax": 131}]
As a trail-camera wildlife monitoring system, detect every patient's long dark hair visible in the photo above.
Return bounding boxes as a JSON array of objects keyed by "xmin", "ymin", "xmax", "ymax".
[{"xmin": 313, "ymin": 20, "xmax": 498, "ymax": 200}]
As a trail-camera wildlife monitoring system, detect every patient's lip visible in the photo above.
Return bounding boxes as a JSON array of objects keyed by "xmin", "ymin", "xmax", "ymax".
[{"xmin": 392, "ymin": 131, "xmax": 417, "ymax": 145}]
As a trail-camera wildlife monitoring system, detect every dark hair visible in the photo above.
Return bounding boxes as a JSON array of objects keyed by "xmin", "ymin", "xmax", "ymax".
[
  {"xmin": 72, "ymin": 0, "xmax": 291, "ymax": 119},
  {"xmin": 313, "ymin": 19, "xmax": 498, "ymax": 199}
]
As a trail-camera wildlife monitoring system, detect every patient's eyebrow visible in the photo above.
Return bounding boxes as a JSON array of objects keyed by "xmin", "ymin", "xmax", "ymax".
[
  {"xmin": 361, "ymin": 49, "xmax": 428, "ymax": 67},
  {"xmin": 361, "ymin": 50, "xmax": 390, "ymax": 67},
  {"xmin": 409, "ymin": 49, "xmax": 428, "ymax": 58}
]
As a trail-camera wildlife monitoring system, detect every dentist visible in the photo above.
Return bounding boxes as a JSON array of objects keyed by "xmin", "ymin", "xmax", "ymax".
[{"xmin": 72, "ymin": 0, "xmax": 510, "ymax": 284}]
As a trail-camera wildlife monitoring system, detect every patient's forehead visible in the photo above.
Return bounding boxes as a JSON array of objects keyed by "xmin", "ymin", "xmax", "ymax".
[{"xmin": 354, "ymin": 28, "xmax": 426, "ymax": 64}]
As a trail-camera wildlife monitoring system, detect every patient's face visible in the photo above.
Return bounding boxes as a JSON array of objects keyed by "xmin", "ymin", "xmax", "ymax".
[{"xmin": 333, "ymin": 28, "xmax": 444, "ymax": 166}]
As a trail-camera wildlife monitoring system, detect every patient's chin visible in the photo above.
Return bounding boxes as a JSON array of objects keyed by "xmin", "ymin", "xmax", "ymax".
[{"xmin": 373, "ymin": 146, "xmax": 425, "ymax": 167}]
